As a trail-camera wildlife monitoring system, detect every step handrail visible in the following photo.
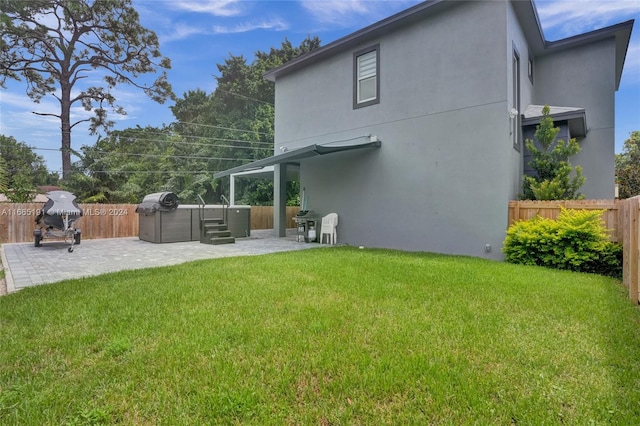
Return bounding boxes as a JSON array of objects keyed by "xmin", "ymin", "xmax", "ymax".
[
  {"xmin": 220, "ymin": 194, "xmax": 230, "ymax": 225},
  {"xmin": 197, "ymin": 194, "xmax": 206, "ymax": 241}
]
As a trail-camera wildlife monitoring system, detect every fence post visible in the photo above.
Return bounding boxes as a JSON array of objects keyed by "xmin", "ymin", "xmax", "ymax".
[{"xmin": 627, "ymin": 197, "xmax": 640, "ymax": 304}]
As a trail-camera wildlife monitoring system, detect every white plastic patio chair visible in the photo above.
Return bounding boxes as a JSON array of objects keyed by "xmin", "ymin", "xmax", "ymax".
[{"xmin": 320, "ymin": 213, "xmax": 338, "ymax": 245}]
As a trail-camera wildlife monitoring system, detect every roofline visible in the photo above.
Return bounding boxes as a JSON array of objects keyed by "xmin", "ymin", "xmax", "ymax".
[
  {"xmin": 264, "ymin": 0, "xmax": 633, "ymax": 90},
  {"xmin": 264, "ymin": 0, "xmax": 450, "ymax": 82},
  {"xmin": 544, "ymin": 19, "xmax": 634, "ymax": 51},
  {"xmin": 522, "ymin": 110, "xmax": 585, "ymax": 125},
  {"xmin": 543, "ymin": 20, "xmax": 634, "ymax": 90},
  {"xmin": 522, "ymin": 107, "xmax": 587, "ymax": 138}
]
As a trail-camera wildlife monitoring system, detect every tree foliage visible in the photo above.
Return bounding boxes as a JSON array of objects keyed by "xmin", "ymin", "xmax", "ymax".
[
  {"xmin": 615, "ymin": 131, "xmax": 640, "ymax": 199},
  {"xmin": 64, "ymin": 37, "xmax": 321, "ymax": 205},
  {"xmin": 521, "ymin": 106, "xmax": 586, "ymax": 200},
  {"xmin": 0, "ymin": 155, "xmax": 9, "ymax": 196},
  {"xmin": 0, "ymin": 0, "xmax": 173, "ymax": 179},
  {"xmin": 0, "ymin": 134, "xmax": 56, "ymax": 202}
]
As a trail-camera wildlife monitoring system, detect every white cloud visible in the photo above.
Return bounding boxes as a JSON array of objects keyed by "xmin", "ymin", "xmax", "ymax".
[
  {"xmin": 535, "ymin": 0, "xmax": 640, "ymax": 88},
  {"xmin": 0, "ymin": 92, "xmax": 63, "ymax": 156},
  {"xmin": 0, "ymin": 92, "xmax": 64, "ymax": 142},
  {"xmin": 0, "ymin": 91, "xmax": 43, "ymax": 111},
  {"xmin": 302, "ymin": 0, "xmax": 370, "ymax": 20},
  {"xmin": 167, "ymin": 0, "xmax": 245, "ymax": 17},
  {"xmin": 301, "ymin": 0, "xmax": 418, "ymax": 26},
  {"xmin": 212, "ymin": 17, "xmax": 289, "ymax": 34},
  {"xmin": 160, "ymin": 17, "xmax": 288, "ymax": 41},
  {"xmin": 536, "ymin": 0, "xmax": 640, "ymax": 38},
  {"xmin": 160, "ymin": 22, "xmax": 212, "ymax": 42},
  {"xmin": 622, "ymin": 41, "xmax": 640, "ymax": 84}
]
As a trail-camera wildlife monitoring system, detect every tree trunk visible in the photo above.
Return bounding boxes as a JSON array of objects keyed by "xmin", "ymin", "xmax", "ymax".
[{"xmin": 60, "ymin": 82, "xmax": 72, "ymax": 180}]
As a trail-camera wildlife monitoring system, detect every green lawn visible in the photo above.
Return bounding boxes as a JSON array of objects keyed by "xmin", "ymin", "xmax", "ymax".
[{"xmin": 1, "ymin": 247, "xmax": 639, "ymax": 425}]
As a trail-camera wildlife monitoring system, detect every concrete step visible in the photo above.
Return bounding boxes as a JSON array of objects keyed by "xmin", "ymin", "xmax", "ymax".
[
  {"xmin": 203, "ymin": 223, "xmax": 228, "ymax": 231},
  {"xmin": 208, "ymin": 236, "xmax": 235, "ymax": 245},
  {"xmin": 199, "ymin": 218, "xmax": 234, "ymax": 244},
  {"xmin": 205, "ymin": 230, "xmax": 231, "ymax": 238},
  {"xmin": 201, "ymin": 218, "xmax": 224, "ymax": 224}
]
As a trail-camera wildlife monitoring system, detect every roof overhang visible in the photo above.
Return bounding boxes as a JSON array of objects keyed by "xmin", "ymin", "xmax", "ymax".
[
  {"xmin": 214, "ymin": 137, "xmax": 381, "ymax": 179},
  {"xmin": 511, "ymin": 2, "xmax": 633, "ymax": 91},
  {"xmin": 544, "ymin": 20, "xmax": 633, "ymax": 91},
  {"xmin": 266, "ymin": 1, "xmax": 633, "ymax": 91},
  {"xmin": 522, "ymin": 105, "xmax": 587, "ymax": 138},
  {"xmin": 263, "ymin": 0, "xmax": 453, "ymax": 82}
]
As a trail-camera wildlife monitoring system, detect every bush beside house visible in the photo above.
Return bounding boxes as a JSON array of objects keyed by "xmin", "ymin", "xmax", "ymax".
[{"xmin": 503, "ymin": 208, "xmax": 622, "ymax": 278}]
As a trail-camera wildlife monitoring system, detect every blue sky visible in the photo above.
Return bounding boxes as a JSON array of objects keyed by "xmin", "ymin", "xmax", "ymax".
[{"xmin": 1, "ymin": 0, "xmax": 639, "ymax": 175}]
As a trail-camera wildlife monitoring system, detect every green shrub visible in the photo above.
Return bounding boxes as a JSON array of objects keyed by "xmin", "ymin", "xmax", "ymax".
[{"xmin": 503, "ymin": 208, "xmax": 622, "ymax": 278}]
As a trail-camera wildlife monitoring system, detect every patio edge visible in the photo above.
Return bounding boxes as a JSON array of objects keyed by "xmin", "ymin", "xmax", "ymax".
[{"xmin": 0, "ymin": 244, "xmax": 16, "ymax": 294}]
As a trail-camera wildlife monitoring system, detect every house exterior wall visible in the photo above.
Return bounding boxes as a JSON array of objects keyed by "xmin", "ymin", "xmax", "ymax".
[
  {"xmin": 506, "ymin": 1, "xmax": 535, "ymax": 198},
  {"xmin": 270, "ymin": 0, "xmax": 619, "ymax": 258},
  {"xmin": 274, "ymin": 1, "xmax": 517, "ymax": 259},
  {"xmin": 534, "ymin": 39, "xmax": 617, "ymax": 198}
]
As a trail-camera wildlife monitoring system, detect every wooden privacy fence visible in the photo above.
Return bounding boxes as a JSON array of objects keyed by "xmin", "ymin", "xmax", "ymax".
[
  {"xmin": 250, "ymin": 206, "xmax": 301, "ymax": 230},
  {"xmin": 508, "ymin": 199, "xmax": 621, "ymax": 241},
  {"xmin": 0, "ymin": 203, "xmax": 300, "ymax": 244},
  {"xmin": 0, "ymin": 203, "xmax": 139, "ymax": 244},
  {"xmin": 508, "ymin": 197, "xmax": 640, "ymax": 304}
]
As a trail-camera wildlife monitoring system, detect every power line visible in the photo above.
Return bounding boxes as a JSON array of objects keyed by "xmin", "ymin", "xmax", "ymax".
[
  {"xmin": 107, "ymin": 133, "xmax": 273, "ymax": 149},
  {"xmin": 112, "ymin": 129, "xmax": 273, "ymax": 145},
  {"xmin": 215, "ymin": 88, "xmax": 275, "ymax": 106},
  {"xmin": 141, "ymin": 139, "xmax": 273, "ymax": 151},
  {"xmin": 31, "ymin": 146, "xmax": 259, "ymax": 161},
  {"xmin": 32, "ymin": 143, "xmax": 271, "ymax": 156},
  {"xmin": 49, "ymin": 169, "xmax": 226, "ymax": 175},
  {"xmin": 88, "ymin": 151, "xmax": 255, "ymax": 161},
  {"xmin": 170, "ymin": 121, "xmax": 271, "ymax": 136}
]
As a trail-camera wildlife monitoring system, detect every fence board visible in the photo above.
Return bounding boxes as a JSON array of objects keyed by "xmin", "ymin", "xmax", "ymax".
[
  {"xmin": 0, "ymin": 203, "xmax": 300, "ymax": 244},
  {"xmin": 619, "ymin": 196, "xmax": 640, "ymax": 304}
]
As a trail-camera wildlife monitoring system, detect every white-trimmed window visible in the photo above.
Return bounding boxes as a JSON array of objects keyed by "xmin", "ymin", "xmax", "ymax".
[{"xmin": 353, "ymin": 45, "xmax": 379, "ymax": 108}]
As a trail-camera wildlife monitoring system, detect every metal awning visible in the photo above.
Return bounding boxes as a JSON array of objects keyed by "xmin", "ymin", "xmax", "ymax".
[{"xmin": 214, "ymin": 137, "xmax": 381, "ymax": 178}]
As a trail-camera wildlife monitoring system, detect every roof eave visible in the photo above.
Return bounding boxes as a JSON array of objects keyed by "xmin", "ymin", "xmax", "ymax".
[
  {"xmin": 543, "ymin": 20, "xmax": 634, "ymax": 90},
  {"xmin": 511, "ymin": 0, "xmax": 546, "ymax": 55},
  {"xmin": 264, "ymin": 0, "xmax": 450, "ymax": 82},
  {"xmin": 522, "ymin": 107, "xmax": 588, "ymax": 138}
]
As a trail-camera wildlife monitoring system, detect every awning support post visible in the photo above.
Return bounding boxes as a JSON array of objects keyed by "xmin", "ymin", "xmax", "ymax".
[
  {"xmin": 230, "ymin": 174, "xmax": 236, "ymax": 205},
  {"xmin": 274, "ymin": 163, "xmax": 287, "ymax": 237}
]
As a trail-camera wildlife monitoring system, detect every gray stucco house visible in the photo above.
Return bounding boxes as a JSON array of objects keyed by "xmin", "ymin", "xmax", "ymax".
[{"xmin": 216, "ymin": 0, "xmax": 634, "ymax": 260}]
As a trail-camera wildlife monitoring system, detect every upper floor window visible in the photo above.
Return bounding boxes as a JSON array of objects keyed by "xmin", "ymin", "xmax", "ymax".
[{"xmin": 353, "ymin": 44, "xmax": 379, "ymax": 109}]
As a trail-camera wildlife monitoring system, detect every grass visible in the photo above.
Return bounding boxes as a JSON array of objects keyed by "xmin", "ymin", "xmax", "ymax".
[{"xmin": 1, "ymin": 247, "xmax": 639, "ymax": 425}]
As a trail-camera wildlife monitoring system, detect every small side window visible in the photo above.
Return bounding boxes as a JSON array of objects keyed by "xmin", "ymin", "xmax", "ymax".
[
  {"xmin": 353, "ymin": 44, "xmax": 380, "ymax": 109},
  {"xmin": 527, "ymin": 51, "xmax": 534, "ymax": 85},
  {"xmin": 513, "ymin": 45, "xmax": 521, "ymax": 151}
]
